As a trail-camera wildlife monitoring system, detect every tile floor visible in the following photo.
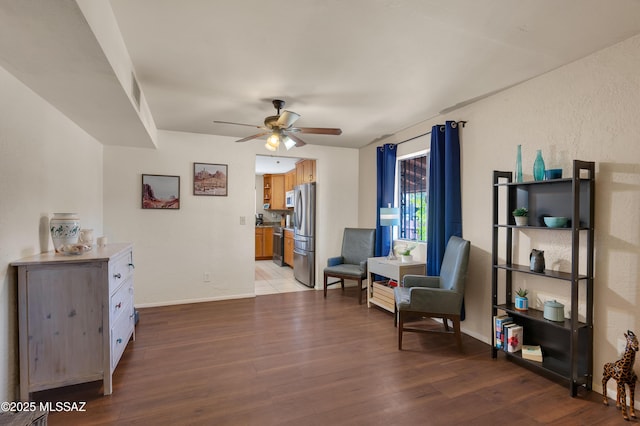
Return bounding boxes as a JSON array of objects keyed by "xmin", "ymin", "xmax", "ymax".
[{"xmin": 254, "ymin": 260, "xmax": 313, "ymax": 295}]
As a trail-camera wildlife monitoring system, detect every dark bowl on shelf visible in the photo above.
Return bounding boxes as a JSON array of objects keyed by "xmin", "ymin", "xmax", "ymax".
[{"xmin": 545, "ymin": 169, "xmax": 562, "ymax": 180}]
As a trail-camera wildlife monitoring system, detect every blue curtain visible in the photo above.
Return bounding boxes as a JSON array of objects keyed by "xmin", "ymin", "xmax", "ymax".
[
  {"xmin": 427, "ymin": 121, "xmax": 464, "ymax": 319},
  {"xmin": 376, "ymin": 143, "xmax": 397, "ymax": 257}
]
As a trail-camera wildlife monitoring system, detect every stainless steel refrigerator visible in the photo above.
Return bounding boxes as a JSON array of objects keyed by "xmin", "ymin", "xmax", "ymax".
[{"xmin": 293, "ymin": 182, "xmax": 315, "ymax": 287}]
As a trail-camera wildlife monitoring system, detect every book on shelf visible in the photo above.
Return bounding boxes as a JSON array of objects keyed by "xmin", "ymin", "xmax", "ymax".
[
  {"xmin": 506, "ymin": 325, "xmax": 523, "ymax": 353},
  {"xmin": 494, "ymin": 315, "xmax": 513, "ymax": 349},
  {"xmin": 522, "ymin": 345, "xmax": 543, "ymax": 362}
]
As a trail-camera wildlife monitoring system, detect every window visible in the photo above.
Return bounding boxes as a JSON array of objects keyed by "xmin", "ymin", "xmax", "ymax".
[{"xmin": 397, "ymin": 153, "xmax": 429, "ymax": 241}]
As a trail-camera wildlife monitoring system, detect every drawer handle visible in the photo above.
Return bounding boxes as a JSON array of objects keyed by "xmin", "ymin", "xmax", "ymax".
[
  {"xmin": 113, "ymin": 273, "xmax": 121, "ymax": 279},
  {"xmin": 128, "ymin": 263, "xmax": 135, "ymax": 269},
  {"xmin": 116, "ymin": 338, "xmax": 122, "ymax": 344},
  {"xmin": 115, "ymin": 302, "xmax": 122, "ymax": 309}
]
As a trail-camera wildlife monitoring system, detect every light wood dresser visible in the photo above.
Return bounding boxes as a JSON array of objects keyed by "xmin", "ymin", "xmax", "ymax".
[{"xmin": 12, "ymin": 243, "xmax": 135, "ymax": 401}]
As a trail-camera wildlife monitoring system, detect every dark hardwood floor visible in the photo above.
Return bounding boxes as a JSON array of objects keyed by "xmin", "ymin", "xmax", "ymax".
[{"xmin": 37, "ymin": 288, "xmax": 626, "ymax": 425}]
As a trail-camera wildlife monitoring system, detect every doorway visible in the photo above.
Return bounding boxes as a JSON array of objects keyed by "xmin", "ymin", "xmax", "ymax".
[{"xmin": 254, "ymin": 155, "xmax": 310, "ymax": 295}]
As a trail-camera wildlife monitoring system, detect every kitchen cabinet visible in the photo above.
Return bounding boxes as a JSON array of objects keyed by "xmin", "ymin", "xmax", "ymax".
[
  {"xmin": 296, "ymin": 159, "xmax": 315, "ymax": 185},
  {"xmin": 270, "ymin": 174, "xmax": 286, "ymax": 210},
  {"xmin": 255, "ymin": 227, "xmax": 274, "ymax": 260},
  {"xmin": 263, "ymin": 174, "xmax": 272, "ymax": 207},
  {"xmin": 284, "ymin": 229, "xmax": 294, "ymax": 266},
  {"xmin": 285, "ymin": 169, "xmax": 296, "ymax": 192},
  {"xmin": 491, "ymin": 160, "xmax": 595, "ymax": 396},
  {"xmin": 263, "ymin": 174, "xmax": 286, "ymax": 210},
  {"xmin": 12, "ymin": 243, "xmax": 135, "ymax": 400}
]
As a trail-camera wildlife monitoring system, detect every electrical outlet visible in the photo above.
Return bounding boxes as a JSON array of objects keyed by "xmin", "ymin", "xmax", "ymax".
[
  {"xmin": 239, "ymin": 216, "xmax": 246, "ymax": 225},
  {"xmin": 203, "ymin": 272, "xmax": 211, "ymax": 282}
]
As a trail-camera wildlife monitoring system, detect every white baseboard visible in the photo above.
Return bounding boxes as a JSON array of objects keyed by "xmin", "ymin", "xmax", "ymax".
[{"xmin": 134, "ymin": 293, "xmax": 255, "ymax": 308}]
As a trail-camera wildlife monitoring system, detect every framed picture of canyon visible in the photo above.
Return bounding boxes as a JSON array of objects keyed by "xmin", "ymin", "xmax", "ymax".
[
  {"xmin": 142, "ymin": 174, "xmax": 180, "ymax": 209},
  {"xmin": 193, "ymin": 163, "xmax": 228, "ymax": 196}
]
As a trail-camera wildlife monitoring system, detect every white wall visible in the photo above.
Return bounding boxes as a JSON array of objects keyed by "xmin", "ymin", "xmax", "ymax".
[
  {"xmin": 0, "ymin": 65, "xmax": 103, "ymax": 401},
  {"xmin": 104, "ymin": 130, "xmax": 359, "ymax": 306},
  {"xmin": 359, "ymin": 34, "xmax": 640, "ymax": 397}
]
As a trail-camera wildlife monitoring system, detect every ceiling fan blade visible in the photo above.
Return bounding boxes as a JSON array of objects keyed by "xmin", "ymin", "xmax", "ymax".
[
  {"xmin": 292, "ymin": 127, "xmax": 342, "ymax": 135},
  {"xmin": 214, "ymin": 120, "xmax": 264, "ymax": 129},
  {"xmin": 276, "ymin": 110, "xmax": 300, "ymax": 128},
  {"xmin": 236, "ymin": 132, "xmax": 270, "ymax": 143},
  {"xmin": 284, "ymin": 132, "xmax": 307, "ymax": 147}
]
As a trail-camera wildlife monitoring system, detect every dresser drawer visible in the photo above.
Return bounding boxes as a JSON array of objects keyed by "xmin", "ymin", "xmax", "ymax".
[
  {"xmin": 109, "ymin": 250, "xmax": 134, "ymax": 293},
  {"xmin": 110, "ymin": 277, "xmax": 133, "ymax": 326},
  {"xmin": 111, "ymin": 301, "xmax": 134, "ymax": 371}
]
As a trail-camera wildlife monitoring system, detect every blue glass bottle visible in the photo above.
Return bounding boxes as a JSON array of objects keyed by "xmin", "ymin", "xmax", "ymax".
[{"xmin": 533, "ymin": 149, "xmax": 545, "ymax": 181}]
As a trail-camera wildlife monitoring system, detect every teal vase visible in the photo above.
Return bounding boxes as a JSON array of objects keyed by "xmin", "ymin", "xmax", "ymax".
[
  {"xmin": 533, "ymin": 149, "xmax": 545, "ymax": 181},
  {"xmin": 515, "ymin": 145, "xmax": 523, "ymax": 183}
]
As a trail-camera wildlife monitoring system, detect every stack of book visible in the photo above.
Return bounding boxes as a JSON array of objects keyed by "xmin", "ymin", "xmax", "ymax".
[
  {"xmin": 493, "ymin": 315, "xmax": 540, "ymax": 359},
  {"xmin": 494, "ymin": 315, "xmax": 512, "ymax": 350},
  {"xmin": 522, "ymin": 345, "xmax": 543, "ymax": 362}
]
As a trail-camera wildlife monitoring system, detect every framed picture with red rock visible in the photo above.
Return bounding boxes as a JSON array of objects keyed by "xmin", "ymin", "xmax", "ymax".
[
  {"xmin": 193, "ymin": 163, "xmax": 228, "ymax": 196},
  {"xmin": 142, "ymin": 174, "xmax": 180, "ymax": 209}
]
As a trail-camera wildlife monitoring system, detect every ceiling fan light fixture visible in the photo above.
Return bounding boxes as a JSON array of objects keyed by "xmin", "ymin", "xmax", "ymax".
[
  {"xmin": 216, "ymin": 99, "xmax": 341, "ymax": 149},
  {"xmin": 283, "ymin": 136, "xmax": 296, "ymax": 150},
  {"xmin": 265, "ymin": 132, "xmax": 280, "ymax": 151}
]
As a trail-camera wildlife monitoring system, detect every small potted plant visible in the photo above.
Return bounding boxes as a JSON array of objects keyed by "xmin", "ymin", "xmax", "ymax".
[
  {"xmin": 512, "ymin": 207, "xmax": 528, "ymax": 227},
  {"xmin": 394, "ymin": 242, "xmax": 417, "ymax": 263},
  {"xmin": 515, "ymin": 288, "xmax": 529, "ymax": 311}
]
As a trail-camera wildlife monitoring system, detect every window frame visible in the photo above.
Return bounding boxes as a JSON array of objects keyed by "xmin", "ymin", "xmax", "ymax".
[{"xmin": 395, "ymin": 149, "xmax": 429, "ymax": 242}]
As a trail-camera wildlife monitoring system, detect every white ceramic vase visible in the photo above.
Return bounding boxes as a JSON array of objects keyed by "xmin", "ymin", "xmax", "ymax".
[
  {"xmin": 401, "ymin": 254, "xmax": 413, "ymax": 263},
  {"xmin": 50, "ymin": 213, "xmax": 80, "ymax": 252}
]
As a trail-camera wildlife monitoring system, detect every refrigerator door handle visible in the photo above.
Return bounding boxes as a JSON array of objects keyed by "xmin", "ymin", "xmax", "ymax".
[{"xmin": 295, "ymin": 189, "xmax": 302, "ymax": 232}]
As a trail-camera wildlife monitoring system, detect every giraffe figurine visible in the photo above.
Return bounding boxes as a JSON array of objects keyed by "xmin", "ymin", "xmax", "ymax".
[{"xmin": 603, "ymin": 330, "xmax": 638, "ymax": 421}]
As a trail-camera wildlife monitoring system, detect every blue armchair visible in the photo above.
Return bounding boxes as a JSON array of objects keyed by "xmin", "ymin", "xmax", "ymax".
[
  {"xmin": 394, "ymin": 236, "xmax": 470, "ymax": 351},
  {"xmin": 323, "ymin": 228, "xmax": 376, "ymax": 304}
]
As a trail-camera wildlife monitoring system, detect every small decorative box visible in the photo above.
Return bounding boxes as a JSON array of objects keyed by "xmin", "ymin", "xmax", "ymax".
[{"xmin": 543, "ymin": 300, "xmax": 565, "ymax": 322}]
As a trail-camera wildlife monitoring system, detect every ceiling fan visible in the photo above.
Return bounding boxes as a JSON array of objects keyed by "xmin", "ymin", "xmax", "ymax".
[{"xmin": 213, "ymin": 99, "xmax": 342, "ymax": 151}]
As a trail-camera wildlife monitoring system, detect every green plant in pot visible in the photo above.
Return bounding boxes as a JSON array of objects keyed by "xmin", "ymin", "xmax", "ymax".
[
  {"xmin": 512, "ymin": 207, "xmax": 528, "ymax": 227},
  {"xmin": 394, "ymin": 242, "xmax": 417, "ymax": 263},
  {"xmin": 515, "ymin": 288, "xmax": 529, "ymax": 311}
]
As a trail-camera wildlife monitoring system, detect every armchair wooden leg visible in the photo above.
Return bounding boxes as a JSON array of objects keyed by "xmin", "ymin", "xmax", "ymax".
[
  {"xmin": 394, "ymin": 305, "xmax": 397, "ymax": 327},
  {"xmin": 323, "ymin": 273, "xmax": 328, "ymax": 298},
  {"xmin": 398, "ymin": 311, "xmax": 404, "ymax": 350},
  {"xmin": 443, "ymin": 319, "xmax": 450, "ymax": 332},
  {"xmin": 452, "ymin": 316, "xmax": 462, "ymax": 352},
  {"xmin": 358, "ymin": 278, "xmax": 363, "ymax": 304}
]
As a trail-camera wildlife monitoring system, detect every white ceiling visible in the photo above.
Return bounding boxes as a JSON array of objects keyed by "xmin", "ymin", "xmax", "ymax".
[
  {"xmin": 1, "ymin": 1, "xmax": 640, "ymax": 151},
  {"xmin": 108, "ymin": 0, "xmax": 640, "ymax": 149},
  {"xmin": 255, "ymin": 155, "xmax": 300, "ymax": 175}
]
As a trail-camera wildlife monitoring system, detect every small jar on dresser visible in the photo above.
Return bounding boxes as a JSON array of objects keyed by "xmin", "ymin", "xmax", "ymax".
[{"xmin": 11, "ymin": 243, "xmax": 135, "ymax": 401}]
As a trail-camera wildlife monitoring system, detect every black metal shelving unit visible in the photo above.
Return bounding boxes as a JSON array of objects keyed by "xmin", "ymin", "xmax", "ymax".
[{"xmin": 491, "ymin": 160, "xmax": 595, "ymax": 396}]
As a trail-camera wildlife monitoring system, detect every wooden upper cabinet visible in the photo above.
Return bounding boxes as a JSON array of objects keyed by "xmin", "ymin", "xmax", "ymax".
[
  {"xmin": 296, "ymin": 159, "xmax": 316, "ymax": 185},
  {"xmin": 264, "ymin": 174, "xmax": 285, "ymax": 210},
  {"xmin": 263, "ymin": 174, "xmax": 272, "ymax": 207},
  {"xmin": 285, "ymin": 170, "xmax": 296, "ymax": 192},
  {"xmin": 270, "ymin": 175, "xmax": 286, "ymax": 210}
]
